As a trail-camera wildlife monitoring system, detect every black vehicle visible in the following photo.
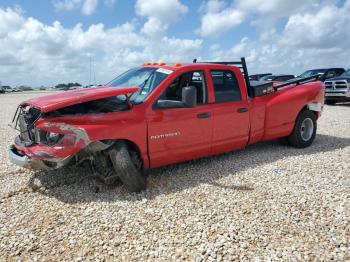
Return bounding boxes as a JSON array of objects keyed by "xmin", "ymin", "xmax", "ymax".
[
  {"xmin": 260, "ymin": 74, "xmax": 295, "ymax": 82},
  {"xmin": 294, "ymin": 68, "xmax": 345, "ymax": 82},
  {"xmin": 324, "ymin": 68, "xmax": 350, "ymax": 105},
  {"xmin": 2, "ymin": 86, "xmax": 12, "ymax": 92},
  {"xmin": 249, "ymin": 73, "xmax": 272, "ymax": 81}
]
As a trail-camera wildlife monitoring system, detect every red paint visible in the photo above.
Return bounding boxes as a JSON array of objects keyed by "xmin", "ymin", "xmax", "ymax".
[{"xmin": 13, "ymin": 63, "xmax": 324, "ymax": 170}]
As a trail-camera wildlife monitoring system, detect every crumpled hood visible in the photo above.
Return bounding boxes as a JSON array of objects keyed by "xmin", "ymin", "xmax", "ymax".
[{"xmin": 22, "ymin": 86, "xmax": 139, "ymax": 113}]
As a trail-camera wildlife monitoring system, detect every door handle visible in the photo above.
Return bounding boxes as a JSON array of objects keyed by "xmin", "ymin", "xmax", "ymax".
[
  {"xmin": 197, "ymin": 112, "xmax": 211, "ymax": 118},
  {"xmin": 237, "ymin": 107, "xmax": 248, "ymax": 113}
]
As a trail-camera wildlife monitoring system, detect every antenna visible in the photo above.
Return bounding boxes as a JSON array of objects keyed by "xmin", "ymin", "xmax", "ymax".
[
  {"xmin": 89, "ymin": 54, "xmax": 97, "ymax": 86},
  {"xmin": 89, "ymin": 55, "xmax": 92, "ymax": 86},
  {"xmin": 93, "ymin": 56, "xmax": 96, "ymax": 85}
]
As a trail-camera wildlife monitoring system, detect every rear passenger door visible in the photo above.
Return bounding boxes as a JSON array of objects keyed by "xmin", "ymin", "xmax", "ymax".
[{"xmin": 209, "ymin": 69, "xmax": 250, "ymax": 154}]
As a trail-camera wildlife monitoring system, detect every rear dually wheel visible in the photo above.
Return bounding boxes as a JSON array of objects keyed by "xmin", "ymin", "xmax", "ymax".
[{"xmin": 287, "ymin": 109, "xmax": 317, "ymax": 148}]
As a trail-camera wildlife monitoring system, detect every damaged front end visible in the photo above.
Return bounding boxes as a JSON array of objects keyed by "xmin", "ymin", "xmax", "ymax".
[
  {"xmin": 9, "ymin": 85, "xmax": 140, "ymax": 180},
  {"xmin": 9, "ymin": 104, "xmax": 83, "ymax": 170},
  {"xmin": 9, "ymin": 96, "xmax": 131, "ymax": 171}
]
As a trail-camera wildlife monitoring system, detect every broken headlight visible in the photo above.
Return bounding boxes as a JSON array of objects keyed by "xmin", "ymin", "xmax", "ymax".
[
  {"xmin": 35, "ymin": 129, "xmax": 63, "ymax": 146},
  {"xmin": 46, "ymin": 132, "xmax": 62, "ymax": 145}
]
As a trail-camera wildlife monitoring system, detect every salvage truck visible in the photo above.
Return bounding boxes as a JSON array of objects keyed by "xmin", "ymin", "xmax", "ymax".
[{"xmin": 9, "ymin": 58, "xmax": 324, "ymax": 192}]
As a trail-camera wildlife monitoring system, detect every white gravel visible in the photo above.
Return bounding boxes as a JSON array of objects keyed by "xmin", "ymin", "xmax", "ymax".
[{"xmin": 0, "ymin": 92, "xmax": 349, "ymax": 261}]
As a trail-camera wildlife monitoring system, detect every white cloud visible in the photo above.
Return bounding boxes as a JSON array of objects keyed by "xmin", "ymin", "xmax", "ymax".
[
  {"xmin": 198, "ymin": 0, "xmax": 318, "ymax": 37},
  {"xmin": 236, "ymin": 0, "xmax": 314, "ymax": 15},
  {"xmin": 136, "ymin": 0, "xmax": 188, "ymax": 36},
  {"xmin": 0, "ymin": 7, "xmax": 24, "ymax": 38},
  {"xmin": 53, "ymin": 0, "xmax": 101, "ymax": 15},
  {"xmin": 201, "ymin": 0, "xmax": 226, "ymax": 13},
  {"xmin": 0, "ymin": 8, "xmax": 202, "ymax": 86},
  {"xmin": 210, "ymin": 1, "xmax": 350, "ymax": 75},
  {"xmin": 136, "ymin": 0, "xmax": 187, "ymax": 23},
  {"xmin": 197, "ymin": 1, "xmax": 245, "ymax": 37},
  {"xmin": 282, "ymin": 5, "xmax": 350, "ymax": 49},
  {"xmin": 141, "ymin": 17, "xmax": 168, "ymax": 36},
  {"xmin": 82, "ymin": 0, "xmax": 98, "ymax": 15},
  {"xmin": 53, "ymin": 0, "xmax": 81, "ymax": 11}
]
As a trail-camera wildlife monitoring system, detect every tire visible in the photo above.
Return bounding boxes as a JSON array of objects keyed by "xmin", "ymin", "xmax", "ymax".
[
  {"xmin": 287, "ymin": 110, "xmax": 317, "ymax": 148},
  {"xmin": 278, "ymin": 137, "xmax": 290, "ymax": 146},
  {"xmin": 109, "ymin": 141, "xmax": 146, "ymax": 192},
  {"xmin": 325, "ymin": 99, "xmax": 336, "ymax": 105}
]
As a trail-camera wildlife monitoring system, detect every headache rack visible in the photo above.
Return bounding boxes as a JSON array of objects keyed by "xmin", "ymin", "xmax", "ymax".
[
  {"xmin": 193, "ymin": 57, "xmax": 253, "ymax": 96},
  {"xmin": 193, "ymin": 57, "xmax": 320, "ymax": 97}
]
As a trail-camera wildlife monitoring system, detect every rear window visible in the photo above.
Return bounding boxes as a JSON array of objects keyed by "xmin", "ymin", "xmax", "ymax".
[{"xmin": 211, "ymin": 70, "xmax": 241, "ymax": 103}]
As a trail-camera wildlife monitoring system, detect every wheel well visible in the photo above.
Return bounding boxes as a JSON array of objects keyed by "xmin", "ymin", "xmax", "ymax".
[
  {"xmin": 117, "ymin": 139, "xmax": 143, "ymax": 165},
  {"xmin": 123, "ymin": 140, "xmax": 141, "ymax": 154},
  {"xmin": 301, "ymin": 105, "xmax": 318, "ymax": 118}
]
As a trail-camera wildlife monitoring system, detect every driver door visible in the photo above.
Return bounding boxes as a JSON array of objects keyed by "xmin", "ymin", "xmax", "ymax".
[{"xmin": 147, "ymin": 70, "xmax": 213, "ymax": 168}]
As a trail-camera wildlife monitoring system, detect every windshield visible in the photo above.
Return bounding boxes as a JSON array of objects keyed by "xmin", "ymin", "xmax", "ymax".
[
  {"xmin": 108, "ymin": 67, "xmax": 171, "ymax": 103},
  {"xmin": 299, "ymin": 69, "xmax": 327, "ymax": 78},
  {"xmin": 341, "ymin": 69, "xmax": 350, "ymax": 77}
]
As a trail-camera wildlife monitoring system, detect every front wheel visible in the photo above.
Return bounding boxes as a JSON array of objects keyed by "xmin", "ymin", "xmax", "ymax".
[
  {"xmin": 287, "ymin": 110, "xmax": 317, "ymax": 148},
  {"xmin": 109, "ymin": 141, "xmax": 147, "ymax": 192}
]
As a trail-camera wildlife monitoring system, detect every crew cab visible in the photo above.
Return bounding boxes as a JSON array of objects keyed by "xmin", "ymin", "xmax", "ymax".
[
  {"xmin": 9, "ymin": 58, "xmax": 324, "ymax": 192},
  {"xmin": 324, "ymin": 68, "xmax": 350, "ymax": 105}
]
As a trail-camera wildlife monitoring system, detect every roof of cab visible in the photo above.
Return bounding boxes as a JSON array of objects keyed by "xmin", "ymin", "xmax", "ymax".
[{"xmin": 141, "ymin": 62, "xmax": 239, "ymax": 71}]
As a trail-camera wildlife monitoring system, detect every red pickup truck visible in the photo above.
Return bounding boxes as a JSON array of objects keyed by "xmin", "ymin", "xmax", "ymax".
[{"xmin": 9, "ymin": 58, "xmax": 324, "ymax": 192}]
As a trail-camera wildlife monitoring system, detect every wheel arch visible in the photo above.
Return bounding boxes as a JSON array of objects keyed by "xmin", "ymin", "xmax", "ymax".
[
  {"xmin": 305, "ymin": 102, "xmax": 322, "ymax": 119},
  {"xmin": 112, "ymin": 138, "xmax": 149, "ymax": 169}
]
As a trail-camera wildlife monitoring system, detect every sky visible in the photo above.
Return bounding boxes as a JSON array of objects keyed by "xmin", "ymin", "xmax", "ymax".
[{"xmin": 0, "ymin": 0, "xmax": 349, "ymax": 87}]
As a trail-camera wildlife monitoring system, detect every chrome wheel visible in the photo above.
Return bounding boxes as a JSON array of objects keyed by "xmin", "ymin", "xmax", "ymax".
[{"xmin": 300, "ymin": 118, "xmax": 314, "ymax": 141}]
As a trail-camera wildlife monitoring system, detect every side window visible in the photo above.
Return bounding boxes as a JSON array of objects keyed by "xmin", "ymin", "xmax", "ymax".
[
  {"xmin": 160, "ymin": 71, "xmax": 207, "ymax": 104},
  {"xmin": 336, "ymin": 69, "xmax": 344, "ymax": 76},
  {"xmin": 326, "ymin": 70, "xmax": 336, "ymax": 78},
  {"xmin": 211, "ymin": 70, "xmax": 241, "ymax": 103}
]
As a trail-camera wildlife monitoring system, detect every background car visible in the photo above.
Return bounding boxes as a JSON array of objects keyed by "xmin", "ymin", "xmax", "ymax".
[
  {"xmin": 294, "ymin": 68, "xmax": 345, "ymax": 82},
  {"xmin": 324, "ymin": 68, "xmax": 350, "ymax": 105},
  {"xmin": 260, "ymin": 74, "xmax": 295, "ymax": 82},
  {"xmin": 11, "ymin": 87, "xmax": 22, "ymax": 92},
  {"xmin": 249, "ymin": 73, "xmax": 272, "ymax": 81},
  {"xmin": 2, "ymin": 86, "xmax": 12, "ymax": 92}
]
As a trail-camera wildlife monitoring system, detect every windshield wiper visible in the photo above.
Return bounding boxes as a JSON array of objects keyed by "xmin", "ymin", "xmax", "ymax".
[{"xmin": 138, "ymin": 71, "xmax": 155, "ymax": 92}]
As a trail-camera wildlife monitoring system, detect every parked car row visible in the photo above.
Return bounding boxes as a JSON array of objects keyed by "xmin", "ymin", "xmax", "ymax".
[
  {"xmin": 0, "ymin": 86, "xmax": 23, "ymax": 93},
  {"xmin": 250, "ymin": 67, "xmax": 350, "ymax": 105}
]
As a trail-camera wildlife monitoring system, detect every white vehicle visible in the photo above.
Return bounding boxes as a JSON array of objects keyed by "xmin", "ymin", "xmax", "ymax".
[{"xmin": 325, "ymin": 68, "xmax": 350, "ymax": 105}]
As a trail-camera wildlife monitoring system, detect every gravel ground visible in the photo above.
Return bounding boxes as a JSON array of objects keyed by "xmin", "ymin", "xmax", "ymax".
[{"xmin": 0, "ymin": 92, "xmax": 349, "ymax": 261}]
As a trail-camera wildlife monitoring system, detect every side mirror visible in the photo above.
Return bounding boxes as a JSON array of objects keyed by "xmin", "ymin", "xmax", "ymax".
[{"xmin": 182, "ymin": 86, "xmax": 197, "ymax": 108}]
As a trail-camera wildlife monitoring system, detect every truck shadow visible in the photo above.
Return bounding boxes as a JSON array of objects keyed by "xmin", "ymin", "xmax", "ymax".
[{"xmin": 27, "ymin": 134, "xmax": 350, "ymax": 203}]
